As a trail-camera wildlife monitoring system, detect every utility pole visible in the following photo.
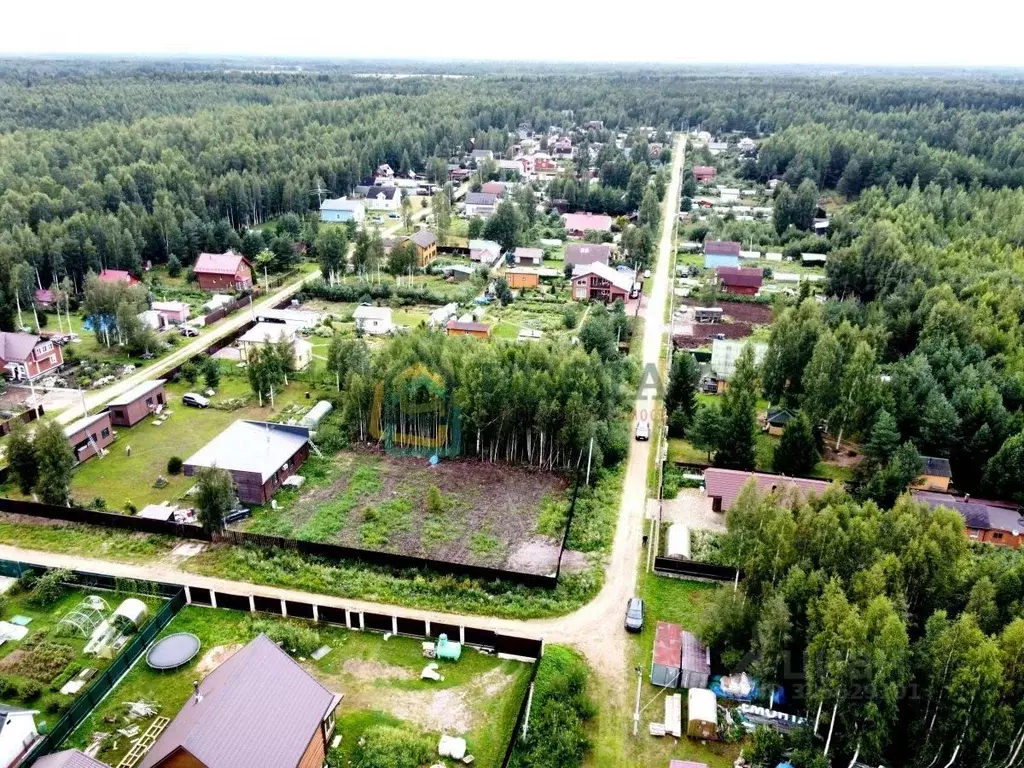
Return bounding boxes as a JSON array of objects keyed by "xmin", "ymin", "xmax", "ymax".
[{"xmin": 632, "ymin": 666, "xmax": 643, "ymax": 737}]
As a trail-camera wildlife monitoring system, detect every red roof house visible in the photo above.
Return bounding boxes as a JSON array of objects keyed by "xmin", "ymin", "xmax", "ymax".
[
  {"xmin": 194, "ymin": 252, "xmax": 253, "ymax": 292},
  {"xmin": 562, "ymin": 212, "xmax": 613, "ymax": 236},
  {"xmin": 692, "ymin": 166, "xmax": 717, "ymax": 183},
  {"xmin": 703, "ymin": 468, "xmax": 831, "ymax": 512},
  {"xmin": 481, "ymin": 181, "xmax": 507, "ymax": 198},
  {"xmin": 716, "ymin": 266, "xmax": 763, "ymax": 295},
  {"xmin": 0, "ymin": 332, "xmax": 64, "ymax": 382},
  {"xmin": 98, "ymin": 269, "xmax": 138, "ymax": 285}
]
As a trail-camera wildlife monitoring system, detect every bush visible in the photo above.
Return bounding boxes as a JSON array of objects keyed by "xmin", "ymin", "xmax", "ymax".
[
  {"xmin": 90, "ymin": 497, "xmax": 107, "ymax": 510},
  {"xmin": 0, "ymin": 594, "xmax": 7, "ymax": 620},
  {"xmin": 353, "ymin": 725, "xmax": 433, "ymax": 768},
  {"xmin": 167, "ymin": 255, "xmax": 182, "ymax": 278},
  {"xmin": 124, "ymin": 500, "xmax": 138, "ymax": 515},
  {"xmin": 16, "ymin": 569, "xmax": 38, "ymax": 593},
  {"xmin": 510, "ymin": 646, "xmax": 595, "ymax": 768},
  {"xmin": 30, "ymin": 568, "xmax": 72, "ymax": 607},
  {"xmin": 41, "ymin": 692, "xmax": 72, "ymax": 715},
  {"xmin": 167, "ymin": 456, "xmax": 184, "ymax": 475},
  {"xmin": 250, "ymin": 619, "xmax": 322, "ymax": 657}
]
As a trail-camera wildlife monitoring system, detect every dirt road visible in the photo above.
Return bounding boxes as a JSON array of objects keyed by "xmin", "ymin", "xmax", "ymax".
[{"xmin": 3, "ymin": 149, "xmax": 685, "ymax": 669}]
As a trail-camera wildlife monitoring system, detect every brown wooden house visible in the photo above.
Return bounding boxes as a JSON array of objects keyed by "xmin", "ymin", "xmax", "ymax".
[
  {"xmin": 105, "ymin": 379, "xmax": 167, "ymax": 427},
  {"xmin": 64, "ymin": 411, "xmax": 115, "ymax": 464},
  {"xmin": 139, "ymin": 634, "xmax": 341, "ymax": 768},
  {"xmin": 183, "ymin": 421, "xmax": 310, "ymax": 505}
]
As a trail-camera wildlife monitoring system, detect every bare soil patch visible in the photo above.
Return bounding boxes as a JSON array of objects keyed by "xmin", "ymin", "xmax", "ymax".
[
  {"xmin": 196, "ymin": 643, "xmax": 243, "ymax": 676},
  {"xmin": 267, "ymin": 450, "xmax": 568, "ymax": 574},
  {"xmin": 340, "ymin": 666, "xmax": 515, "ymax": 734},
  {"xmin": 507, "ymin": 537, "xmax": 589, "ymax": 574},
  {"xmin": 342, "ymin": 658, "xmax": 413, "ymax": 682}
]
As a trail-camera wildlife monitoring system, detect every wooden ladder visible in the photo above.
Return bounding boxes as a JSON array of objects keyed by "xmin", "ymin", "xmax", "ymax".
[{"xmin": 116, "ymin": 716, "xmax": 170, "ymax": 768}]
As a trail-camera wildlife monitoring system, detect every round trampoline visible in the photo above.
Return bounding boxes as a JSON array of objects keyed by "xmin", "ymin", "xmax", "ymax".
[{"xmin": 146, "ymin": 632, "xmax": 202, "ymax": 670}]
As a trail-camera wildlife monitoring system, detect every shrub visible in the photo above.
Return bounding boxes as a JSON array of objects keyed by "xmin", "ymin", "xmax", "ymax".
[
  {"xmin": 16, "ymin": 569, "xmax": 38, "ymax": 593},
  {"xmin": 124, "ymin": 500, "xmax": 138, "ymax": 515},
  {"xmin": 41, "ymin": 692, "xmax": 72, "ymax": 715},
  {"xmin": 0, "ymin": 594, "xmax": 7, "ymax": 619},
  {"xmin": 250, "ymin": 620, "xmax": 322, "ymax": 657},
  {"xmin": 167, "ymin": 255, "xmax": 182, "ymax": 278},
  {"xmin": 167, "ymin": 456, "xmax": 184, "ymax": 475},
  {"xmin": 91, "ymin": 497, "xmax": 107, "ymax": 510},
  {"xmin": 180, "ymin": 362, "xmax": 199, "ymax": 384},
  {"xmin": 30, "ymin": 568, "xmax": 72, "ymax": 607},
  {"xmin": 354, "ymin": 725, "xmax": 433, "ymax": 768},
  {"xmin": 510, "ymin": 646, "xmax": 595, "ymax": 768},
  {"xmin": 15, "ymin": 679, "xmax": 43, "ymax": 701},
  {"xmin": 425, "ymin": 485, "xmax": 445, "ymax": 516}
]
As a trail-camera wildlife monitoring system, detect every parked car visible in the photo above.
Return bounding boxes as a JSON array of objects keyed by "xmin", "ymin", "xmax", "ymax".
[
  {"xmin": 625, "ymin": 597, "xmax": 645, "ymax": 632},
  {"xmin": 224, "ymin": 507, "xmax": 251, "ymax": 525},
  {"xmin": 179, "ymin": 325, "xmax": 200, "ymax": 337},
  {"xmin": 182, "ymin": 392, "xmax": 209, "ymax": 408},
  {"xmin": 635, "ymin": 420, "xmax": 651, "ymax": 441}
]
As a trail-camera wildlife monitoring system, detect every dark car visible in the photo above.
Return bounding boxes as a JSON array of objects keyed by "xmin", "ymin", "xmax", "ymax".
[{"xmin": 625, "ymin": 597, "xmax": 645, "ymax": 632}]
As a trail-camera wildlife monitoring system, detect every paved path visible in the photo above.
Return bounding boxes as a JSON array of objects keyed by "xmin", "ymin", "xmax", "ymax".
[{"xmin": 5, "ymin": 145, "xmax": 685, "ymax": 673}]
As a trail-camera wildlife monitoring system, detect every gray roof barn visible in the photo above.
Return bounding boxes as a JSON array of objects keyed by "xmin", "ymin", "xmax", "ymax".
[
  {"xmin": 139, "ymin": 634, "xmax": 340, "ymax": 768},
  {"xmin": 183, "ymin": 421, "xmax": 310, "ymax": 483}
]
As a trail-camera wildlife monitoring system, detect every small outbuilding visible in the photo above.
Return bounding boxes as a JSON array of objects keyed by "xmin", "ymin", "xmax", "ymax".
[
  {"xmin": 64, "ymin": 411, "xmax": 115, "ymax": 464},
  {"xmin": 113, "ymin": 598, "xmax": 149, "ymax": 630},
  {"xmin": 686, "ymin": 688, "xmax": 718, "ymax": 740},
  {"xmin": 680, "ymin": 630, "xmax": 712, "ymax": 689},
  {"xmin": 105, "ymin": 379, "xmax": 167, "ymax": 427},
  {"xmin": 652, "ymin": 622, "xmax": 683, "ymax": 688}
]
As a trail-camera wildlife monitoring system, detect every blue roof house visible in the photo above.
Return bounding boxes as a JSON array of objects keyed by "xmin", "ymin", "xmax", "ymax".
[
  {"xmin": 703, "ymin": 239, "xmax": 742, "ymax": 269},
  {"xmin": 705, "ymin": 253, "xmax": 740, "ymax": 268},
  {"xmin": 320, "ymin": 197, "xmax": 365, "ymax": 223}
]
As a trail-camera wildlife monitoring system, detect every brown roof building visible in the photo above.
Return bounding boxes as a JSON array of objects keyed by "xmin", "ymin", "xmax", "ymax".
[
  {"xmin": 105, "ymin": 380, "xmax": 168, "ymax": 427},
  {"xmin": 716, "ymin": 266, "xmax": 763, "ymax": 295},
  {"xmin": 703, "ymin": 468, "xmax": 830, "ymax": 512},
  {"xmin": 139, "ymin": 634, "xmax": 341, "ymax": 768},
  {"xmin": 564, "ymin": 243, "xmax": 612, "ymax": 267},
  {"xmin": 407, "ymin": 230, "xmax": 438, "ymax": 267},
  {"xmin": 446, "ymin": 320, "xmax": 492, "ymax": 338},
  {"xmin": 194, "ymin": 252, "xmax": 253, "ymax": 293}
]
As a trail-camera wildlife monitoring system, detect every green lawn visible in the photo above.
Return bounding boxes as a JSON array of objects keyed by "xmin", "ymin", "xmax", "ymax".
[
  {"xmin": 66, "ymin": 605, "xmax": 531, "ymax": 768},
  {"xmin": 0, "ymin": 518, "xmax": 175, "ymax": 562},
  {"xmin": 69, "ymin": 375, "xmax": 328, "ymax": 509},
  {"xmin": 668, "ymin": 437, "xmax": 709, "ymax": 466}
]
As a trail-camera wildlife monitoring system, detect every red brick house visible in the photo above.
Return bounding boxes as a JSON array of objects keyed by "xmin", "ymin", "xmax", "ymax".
[
  {"xmin": 716, "ymin": 266, "xmax": 763, "ymax": 295},
  {"xmin": 194, "ymin": 252, "xmax": 254, "ymax": 292},
  {"xmin": 692, "ymin": 166, "xmax": 717, "ymax": 183},
  {"xmin": 0, "ymin": 332, "xmax": 64, "ymax": 382},
  {"xmin": 98, "ymin": 269, "xmax": 139, "ymax": 285},
  {"xmin": 571, "ymin": 263, "xmax": 633, "ymax": 303}
]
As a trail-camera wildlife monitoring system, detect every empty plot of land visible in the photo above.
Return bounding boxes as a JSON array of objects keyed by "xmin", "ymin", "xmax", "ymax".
[{"xmin": 241, "ymin": 450, "xmax": 569, "ymax": 573}]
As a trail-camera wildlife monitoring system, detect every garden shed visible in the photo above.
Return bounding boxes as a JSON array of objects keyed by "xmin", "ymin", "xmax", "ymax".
[
  {"xmin": 651, "ymin": 622, "xmax": 682, "ymax": 688},
  {"xmin": 680, "ymin": 630, "xmax": 712, "ymax": 689},
  {"xmin": 686, "ymin": 688, "xmax": 718, "ymax": 740}
]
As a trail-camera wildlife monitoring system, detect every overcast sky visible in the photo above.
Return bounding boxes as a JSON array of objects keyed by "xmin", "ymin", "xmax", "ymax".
[{"xmin": 3, "ymin": 0, "xmax": 1024, "ymax": 68}]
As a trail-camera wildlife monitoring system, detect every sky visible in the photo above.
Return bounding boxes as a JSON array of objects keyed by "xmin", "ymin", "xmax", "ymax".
[{"xmin": 3, "ymin": 0, "xmax": 1024, "ymax": 68}]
